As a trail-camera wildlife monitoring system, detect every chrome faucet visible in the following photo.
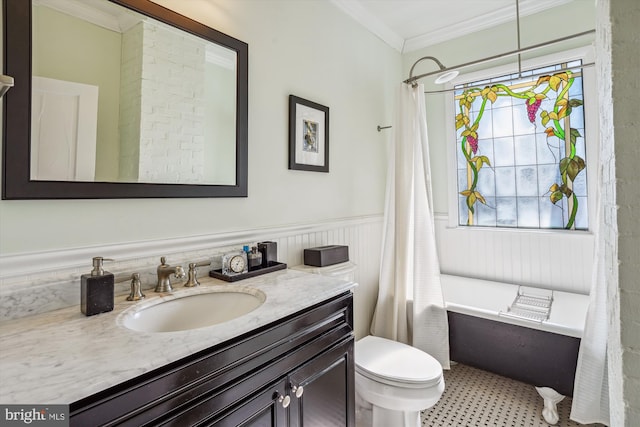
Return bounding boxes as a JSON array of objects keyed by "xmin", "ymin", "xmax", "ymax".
[{"xmin": 155, "ymin": 257, "xmax": 185, "ymax": 293}]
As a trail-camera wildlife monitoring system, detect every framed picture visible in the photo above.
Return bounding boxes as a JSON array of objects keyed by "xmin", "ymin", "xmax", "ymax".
[{"xmin": 288, "ymin": 95, "xmax": 329, "ymax": 172}]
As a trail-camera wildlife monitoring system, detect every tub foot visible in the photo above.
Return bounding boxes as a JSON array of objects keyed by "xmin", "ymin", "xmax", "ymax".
[{"xmin": 535, "ymin": 386, "xmax": 564, "ymax": 425}]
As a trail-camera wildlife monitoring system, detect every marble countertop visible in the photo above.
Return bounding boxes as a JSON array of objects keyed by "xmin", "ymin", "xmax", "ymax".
[{"xmin": 0, "ymin": 268, "xmax": 355, "ymax": 404}]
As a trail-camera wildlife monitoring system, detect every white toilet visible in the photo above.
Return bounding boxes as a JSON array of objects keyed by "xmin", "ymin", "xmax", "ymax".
[
  {"xmin": 355, "ymin": 335, "xmax": 444, "ymax": 427},
  {"xmin": 292, "ymin": 260, "xmax": 445, "ymax": 427}
]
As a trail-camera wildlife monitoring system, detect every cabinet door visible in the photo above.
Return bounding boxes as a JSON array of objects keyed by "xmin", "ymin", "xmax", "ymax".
[
  {"xmin": 205, "ymin": 379, "xmax": 289, "ymax": 427},
  {"xmin": 288, "ymin": 338, "xmax": 355, "ymax": 427}
]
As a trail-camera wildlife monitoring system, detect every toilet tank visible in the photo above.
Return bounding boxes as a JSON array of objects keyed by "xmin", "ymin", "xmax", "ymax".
[{"xmin": 291, "ymin": 261, "xmax": 358, "ymax": 282}]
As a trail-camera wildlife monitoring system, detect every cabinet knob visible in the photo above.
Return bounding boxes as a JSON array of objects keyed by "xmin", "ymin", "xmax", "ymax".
[
  {"xmin": 291, "ymin": 385, "xmax": 304, "ymax": 398},
  {"xmin": 277, "ymin": 393, "xmax": 291, "ymax": 408}
]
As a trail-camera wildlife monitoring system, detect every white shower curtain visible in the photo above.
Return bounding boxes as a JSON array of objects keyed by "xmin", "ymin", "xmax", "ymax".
[
  {"xmin": 570, "ymin": 170, "xmax": 610, "ymax": 424},
  {"xmin": 370, "ymin": 83, "xmax": 450, "ymax": 368}
]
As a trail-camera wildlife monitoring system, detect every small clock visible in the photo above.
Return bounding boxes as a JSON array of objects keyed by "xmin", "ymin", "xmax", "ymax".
[
  {"xmin": 222, "ymin": 251, "xmax": 248, "ymax": 275},
  {"xmin": 228, "ymin": 254, "xmax": 246, "ymax": 273}
]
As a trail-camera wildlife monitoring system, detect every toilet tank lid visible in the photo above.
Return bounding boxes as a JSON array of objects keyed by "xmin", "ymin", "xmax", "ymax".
[{"xmin": 355, "ymin": 336, "xmax": 442, "ymax": 385}]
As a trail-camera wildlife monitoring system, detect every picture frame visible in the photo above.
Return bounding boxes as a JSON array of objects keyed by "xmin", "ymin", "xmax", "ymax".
[{"xmin": 288, "ymin": 95, "xmax": 329, "ymax": 172}]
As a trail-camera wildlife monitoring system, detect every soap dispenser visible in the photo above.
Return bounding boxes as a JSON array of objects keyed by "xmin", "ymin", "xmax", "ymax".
[{"xmin": 81, "ymin": 257, "xmax": 115, "ymax": 316}]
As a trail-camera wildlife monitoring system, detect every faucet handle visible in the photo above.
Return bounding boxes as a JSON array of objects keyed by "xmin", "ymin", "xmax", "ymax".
[
  {"xmin": 126, "ymin": 273, "xmax": 145, "ymax": 301},
  {"xmin": 184, "ymin": 263, "xmax": 200, "ymax": 287}
]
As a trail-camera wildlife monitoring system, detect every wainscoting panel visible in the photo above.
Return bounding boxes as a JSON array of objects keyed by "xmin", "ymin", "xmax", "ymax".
[
  {"xmin": 434, "ymin": 214, "xmax": 595, "ymax": 295},
  {"xmin": 0, "ymin": 216, "xmax": 384, "ymax": 339},
  {"xmin": 1, "ymin": 213, "xmax": 592, "ymax": 326},
  {"xmin": 271, "ymin": 220, "xmax": 383, "ymax": 338}
]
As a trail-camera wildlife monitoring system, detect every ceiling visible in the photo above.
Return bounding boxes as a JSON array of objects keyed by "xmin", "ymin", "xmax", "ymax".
[
  {"xmin": 40, "ymin": 0, "xmax": 574, "ymax": 53},
  {"xmin": 329, "ymin": 0, "xmax": 574, "ymax": 53}
]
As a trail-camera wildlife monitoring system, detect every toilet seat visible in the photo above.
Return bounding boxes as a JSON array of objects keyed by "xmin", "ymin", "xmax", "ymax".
[{"xmin": 355, "ymin": 335, "xmax": 443, "ymax": 388}]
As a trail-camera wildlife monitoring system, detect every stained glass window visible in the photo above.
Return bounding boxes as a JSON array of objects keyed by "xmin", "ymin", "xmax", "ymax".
[{"xmin": 454, "ymin": 60, "xmax": 588, "ymax": 230}]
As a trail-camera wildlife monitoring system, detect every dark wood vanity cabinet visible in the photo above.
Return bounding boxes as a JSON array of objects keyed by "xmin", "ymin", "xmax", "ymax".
[
  {"xmin": 70, "ymin": 292, "xmax": 354, "ymax": 427},
  {"xmin": 288, "ymin": 338, "xmax": 353, "ymax": 427},
  {"xmin": 216, "ymin": 338, "xmax": 353, "ymax": 427}
]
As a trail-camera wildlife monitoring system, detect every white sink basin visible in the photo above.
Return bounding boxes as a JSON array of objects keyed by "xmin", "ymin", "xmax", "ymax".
[{"xmin": 121, "ymin": 289, "xmax": 266, "ymax": 333}]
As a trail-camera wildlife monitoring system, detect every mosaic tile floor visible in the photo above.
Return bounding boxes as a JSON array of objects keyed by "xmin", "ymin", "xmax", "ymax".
[{"xmin": 421, "ymin": 363, "xmax": 606, "ymax": 427}]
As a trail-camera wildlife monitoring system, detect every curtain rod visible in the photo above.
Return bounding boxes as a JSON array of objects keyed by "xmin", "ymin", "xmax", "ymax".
[
  {"xmin": 423, "ymin": 61, "xmax": 595, "ymax": 95},
  {"xmin": 404, "ymin": 29, "xmax": 595, "ymax": 86},
  {"xmin": 378, "ymin": 60, "xmax": 594, "ymax": 129}
]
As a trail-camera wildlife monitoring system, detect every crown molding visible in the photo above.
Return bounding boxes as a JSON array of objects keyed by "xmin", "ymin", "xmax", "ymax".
[
  {"xmin": 403, "ymin": 0, "xmax": 574, "ymax": 52},
  {"xmin": 329, "ymin": 0, "xmax": 405, "ymax": 52},
  {"xmin": 331, "ymin": 0, "xmax": 574, "ymax": 53}
]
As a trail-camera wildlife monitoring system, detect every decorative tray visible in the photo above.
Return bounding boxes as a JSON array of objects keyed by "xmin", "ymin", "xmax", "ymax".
[{"xmin": 209, "ymin": 261, "xmax": 287, "ymax": 282}]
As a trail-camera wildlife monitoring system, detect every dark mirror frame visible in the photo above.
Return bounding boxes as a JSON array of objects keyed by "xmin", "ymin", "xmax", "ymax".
[{"xmin": 2, "ymin": 0, "xmax": 248, "ymax": 199}]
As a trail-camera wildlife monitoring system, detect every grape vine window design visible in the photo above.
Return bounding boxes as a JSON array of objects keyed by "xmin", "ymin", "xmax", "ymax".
[{"xmin": 454, "ymin": 60, "xmax": 588, "ymax": 230}]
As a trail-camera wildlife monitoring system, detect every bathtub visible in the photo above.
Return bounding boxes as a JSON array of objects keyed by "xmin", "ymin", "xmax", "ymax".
[{"xmin": 440, "ymin": 274, "xmax": 590, "ymax": 425}]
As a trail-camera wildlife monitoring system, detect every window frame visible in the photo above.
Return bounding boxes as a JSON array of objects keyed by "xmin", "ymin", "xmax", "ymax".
[{"xmin": 444, "ymin": 46, "xmax": 598, "ymax": 232}]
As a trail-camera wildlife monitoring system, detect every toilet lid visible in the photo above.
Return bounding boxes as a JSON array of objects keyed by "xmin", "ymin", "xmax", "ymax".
[{"xmin": 355, "ymin": 335, "xmax": 443, "ymax": 387}]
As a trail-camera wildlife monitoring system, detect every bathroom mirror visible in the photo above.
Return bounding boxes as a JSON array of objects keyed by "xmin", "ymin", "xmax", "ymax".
[{"xmin": 2, "ymin": 0, "xmax": 248, "ymax": 199}]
